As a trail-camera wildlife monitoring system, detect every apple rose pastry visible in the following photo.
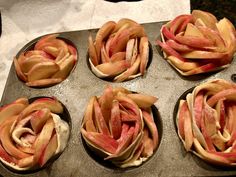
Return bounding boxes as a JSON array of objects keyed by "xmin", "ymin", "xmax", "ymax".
[
  {"xmin": 14, "ymin": 34, "xmax": 77, "ymax": 87},
  {"xmin": 81, "ymin": 85, "xmax": 159, "ymax": 168},
  {"xmin": 177, "ymin": 79, "xmax": 236, "ymax": 166},
  {"xmin": 0, "ymin": 97, "xmax": 70, "ymax": 171},
  {"xmin": 157, "ymin": 10, "xmax": 236, "ymax": 76},
  {"xmin": 88, "ymin": 18, "xmax": 149, "ymax": 82}
]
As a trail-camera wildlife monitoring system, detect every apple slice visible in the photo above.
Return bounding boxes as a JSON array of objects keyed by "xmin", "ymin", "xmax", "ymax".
[
  {"xmin": 142, "ymin": 110, "xmax": 158, "ymax": 150},
  {"xmin": 192, "ymin": 10, "xmax": 218, "ymax": 31},
  {"xmin": 109, "ymin": 29, "xmax": 130, "ymax": 56},
  {"xmin": 115, "ymin": 127, "xmax": 134, "ymax": 154},
  {"xmin": 167, "ymin": 55, "xmax": 198, "ymax": 72},
  {"xmin": 67, "ymin": 44, "xmax": 77, "ymax": 62},
  {"xmin": 127, "ymin": 93, "xmax": 157, "ymax": 109},
  {"xmin": 177, "ymin": 16, "xmax": 193, "ymax": 34},
  {"xmin": 34, "ymin": 34, "xmax": 59, "ymax": 50},
  {"xmin": 19, "ymin": 97, "xmax": 63, "ymax": 119},
  {"xmin": 96, "ymin": 60, "xmax": 130, "ymax": 77},
  {"xmin": 139, "ymin": 36, "xmax": 149, "ymax": 75},
  {"xmin": 93, "ymin": 98, "xmax": 110, "ymax": 136},
  {"xmin": 88, "ymin": 35, "xmax": 99, "ymax": 66},
  {"xmin": 177, "ymin": 100, "xmax": 193, "ymax": 151},
  {"xmin": 17, "ymin": 156, "xmax": 34, "ymax": 168},
  {"xmin": 30, "ymin": 108, "xmax": 51, "ymax": 133},
  {"xmin": 183, "ymin": 63, "xmax": 216, "ymax": 76},
  {"xmin": 156, "ymin": 40, "xmax": 186, "ymax": 62},
  {"xmin": 14, "ymin": 57, "xmax": 27, "ymax": 82},
  {"xmin": 43, "ymin": 46, "xmax": 59, "ymax": 58},
  {"xmin": 141, "ymin": 128, "xmax": 154, "ymax": 157},
  {"xmin": 165, "ymin": 40, "xmax": 193, "ymax": 52},
  {"xmin": 177, "ymin": 100, "xmax": 186, "ymax": 139},
  {"xmin": 34, "ymin": 118, "xmax": 55, "ymax": 163},
  {"xmin": 98, "ymin": 85, "xmax": 113, "ymax": 125},
  {"xmin": 114, "ymin": 54, "xmax": 141, "ymax": 82},
  {"xmin": 170, "ymin": 15, "xmax": 192, "ymax": 34},
  {"xmin": 20, "ymin": 55, "xmax": 50, "ymax": 73},
  {"xmin": 112, "ymin": 18, "xmax": 138, "ymax": 33},
  {"xmin": 52, "ymin": 55, "xmax": 74, "ymax": 79},
  {"xmin": 14, "ymin": 97, "xmax": 29, "ymax": 105},
  {"xmin": 0, "ymin": 102, "xmax": 27, "ymax": 124},
  {"xmin": 197, "ymin": 26, "xmax": 226, "ymax": 52},
  {"xmin": 161, "ymin": 26, "xmax": 176, "ymax": 40},
  {"xmin": 207, "ymin": 88, "xmax": 236, "ymax": 107},
  {"xmin": 25, "ymin": 50, "xmax": 54, "ymax": 59},
  {"xmin": 175, "ymin": 34, "xmax": 214, "ymax": 48},
  {"xmin": 95, "ymin": 21, "xmax": 116, "ymax": 59},
  {"xmin": 193, "ymin": 91, "xmax": 204, "ymax": 128},
  {"xmin": 39, "ymin": 133, "xmax": 58, "ymax": 167},
  {"xmin": 81, "ymin": 128, "xmax": 118, "ymax": 154},
  {"xmin": 101, "ymin": 44, "xmax": 110, "ymax": 63},
  {"xmin": 200, "ymin": 108, "xmax": 216, "ymax": 152},
  {"xmin": 110, "ymin": 52, "xmax": 126, "ymax": 62},
  {"xmin": 0, "ymin": 144, "xmax": 15, "ymax": 163},
  {"xmin": 27, "ymin": 61, "xmax": 60, "ymax": 82},
  {"xmin": 109, "ymin": 100, "xmax": 122, "ymax": 140},
  {"xmin": 182, "ymin": 50, "xmax": 227, "ymax": 59},
  {"xmin": 0, "ymin": 119, "xmax": 30, "ymax": 159},
  {"xmin": 184, "ymin": 23, "xmax": 204, "ymax": 37},
  {"xmin": 84, "ymin": 96, "xmax": 96, "ymax": 132},
  {"xmin": 128, "ymin": 25, "xmax": 146, "ymax": 38},
  {"xmin": 126, "ymin": 39, "xmax": 135, "ymax": 62}
]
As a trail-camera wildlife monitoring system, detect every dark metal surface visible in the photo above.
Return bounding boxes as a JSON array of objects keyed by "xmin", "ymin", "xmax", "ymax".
[{"xmin": 0, "ymin": 22, "xmax": 236, "ymax": 177}]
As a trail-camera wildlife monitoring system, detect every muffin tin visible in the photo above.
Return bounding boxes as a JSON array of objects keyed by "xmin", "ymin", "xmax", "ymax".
[{"xmin": 0, "ymin": 22, "xmax": 236, "ymax": 177}]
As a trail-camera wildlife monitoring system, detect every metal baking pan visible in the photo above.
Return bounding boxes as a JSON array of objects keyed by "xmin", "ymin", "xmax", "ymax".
[{"xmin": 0, "ymin": 22, "xmax": 236, "ymax": 177}]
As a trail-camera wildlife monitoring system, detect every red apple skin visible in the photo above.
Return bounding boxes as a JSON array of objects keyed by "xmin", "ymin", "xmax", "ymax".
[
  {"xmin": 109, "ymin": 100, "xmax": 122, "ymax": 140},
  {"xmin": 0, "ymin": 119, "xmax": 30, "ymax": 159},
  {"xmin": 30, "ymin": 108, "xmax": 51, "ymax": 134},
  {"xmin": 19, "ymin": 97, "xmax": 63, "ymax": 119},
  {"xmin": 161, "ymin": 26, "xmax": 176, "ymax": 40},
  {"xmin": 68, "ymin": 44, "xmax": 77, "ymax": 63},
  {"xmin": 0, "ymin": 102, "xmax": 27, "ymax": 124},
  {"xmin": 0, "ymin": 144, "xmax": 15, "ymax": 164},
  {"xmin": 34, "ymin": 118, "xmax": 55, "ymax": 164},
  {"xmin": 169, "ymin": 15, "xmax": 193, "ymax": 35},
  {"xmin": 207, "ymin": 89, "xmax": 236, "ymax": 107},
  {"xmin": 39, "ymin": 133, "xmax": 58, "ymax": 167},
  {"xmin": 81, "ymin": 128, "xmax": 118, "ymax": 154},
  {"xmin": 94, "ymin": 98, "xmax": 110, "ymax": 136},
  {"xmin": 193, "ymin": 91, "xmax": 204, "ymax": 128},
  {"xmin": 156, "ymin": 40, "xmax": 186, "ymax": 62}
]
